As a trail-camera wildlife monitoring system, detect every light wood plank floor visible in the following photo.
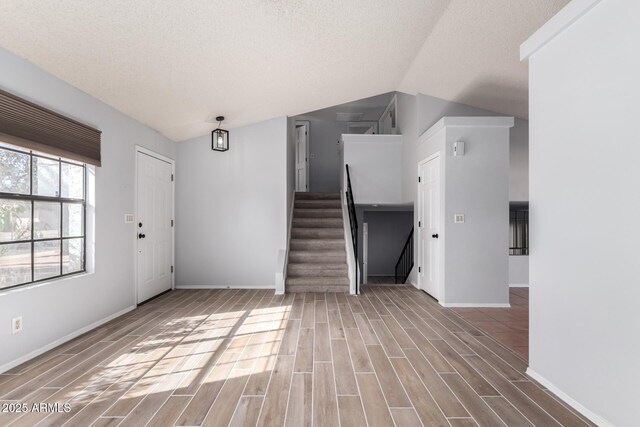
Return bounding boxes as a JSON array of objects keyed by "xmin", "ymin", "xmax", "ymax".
[
  {"xmin": 453, "ymin": 288, "xmax": 529, "ymax": 360},
  {"xmin": 0, "ymin": 287, "xmax": 593, "ymax": 427}
]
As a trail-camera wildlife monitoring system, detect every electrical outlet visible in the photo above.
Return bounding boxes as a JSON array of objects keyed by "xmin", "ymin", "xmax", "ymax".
[{"xmin": 12, "ymin": 316, "xmax": 23, "ymax": 334}]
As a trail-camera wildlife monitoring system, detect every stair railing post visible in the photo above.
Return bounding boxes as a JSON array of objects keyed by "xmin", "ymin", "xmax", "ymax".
[{"xmin": 345, "ymin": 164, "xmax": 359, "ymax": 294}]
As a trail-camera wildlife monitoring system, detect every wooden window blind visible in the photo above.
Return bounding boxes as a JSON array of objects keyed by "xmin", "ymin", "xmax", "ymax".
[{"xmin": 0, "ymin": 88, "xmax": 101, "ymax": 166}]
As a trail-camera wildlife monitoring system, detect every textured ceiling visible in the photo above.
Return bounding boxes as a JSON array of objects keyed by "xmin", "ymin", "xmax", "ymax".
[
  {"xmin": 0, "ymin": 0, "xmax": 568, "ymax": 141},
  {"xmin": 399, "ymin": 0, "xmax": 570, "ymax": 119},
  {"xmin": 297, "ymin": 92, "xmax": 394, "ymax": 122}
]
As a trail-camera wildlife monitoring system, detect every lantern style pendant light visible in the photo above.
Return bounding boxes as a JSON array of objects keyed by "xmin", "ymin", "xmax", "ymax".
[{"xmin": 212, "ymin": 116, "xmax": 229, "ymax": 152}]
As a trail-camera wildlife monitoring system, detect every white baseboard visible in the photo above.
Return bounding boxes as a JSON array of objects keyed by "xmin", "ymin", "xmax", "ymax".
[
  {"xmin": 440, "ymin": 302, "xmax": 511, "ymax": 308},
  {"xmin": 0, "ymin": 305, "xmax": 135, "ymax": 374},
  {"xmin": 176, "ymin": 285, "xmax": 274, "ymax": 290},
  {"xmin": 509, "ymin": 284, "xmax": 529, "ymax": 288},
  {"xmin": 526, "ymin": 367, "xmax": 613, "ymax": 427}
]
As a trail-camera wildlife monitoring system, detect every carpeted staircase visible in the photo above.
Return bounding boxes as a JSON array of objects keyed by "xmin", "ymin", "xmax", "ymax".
[{"xmin": 286, "ymin": 192, "xmax": 350, "ymax": 293}]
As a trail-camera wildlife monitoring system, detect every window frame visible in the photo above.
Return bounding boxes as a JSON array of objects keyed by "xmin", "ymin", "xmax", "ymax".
[{"xmin": 0, "ymin": 143, "xmax": 87, "ymax": 291}]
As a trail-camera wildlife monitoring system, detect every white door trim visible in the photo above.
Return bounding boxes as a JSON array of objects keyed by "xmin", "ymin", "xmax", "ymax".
[
  {"xmin": 417, "ymin": 152, "xmax": 443, "ymax": 301},
  {"xmin": 134, "ymin": 145, "xmax": 175, "ymax": 305},
  {"xmin": 363, "ymin": 222, "xmax": 368, "ymax": 284},
  {"xmin": 295, "ymin": 120, "xmax": 310, "ymax": 192},
  {"xmin": 419, "ymin": 151, "xmax": 441, "ymax": 166}
]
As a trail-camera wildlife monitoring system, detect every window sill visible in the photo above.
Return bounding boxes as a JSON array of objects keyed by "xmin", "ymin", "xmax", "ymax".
[{"xmin": 0, "ymin": 271, "xmax": 92, "ymax": 297}]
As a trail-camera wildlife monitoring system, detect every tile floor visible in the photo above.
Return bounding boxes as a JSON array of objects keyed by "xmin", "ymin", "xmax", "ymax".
[
  {"xmin": 0, "ymin": 286, "xmax": 591, "ymax": 427},
  {"xmin": 452, "ymin": 288, "xmax": 529, "ymax": 360},
  {"xmin": 365, "ymin": 276, "xmax": 397, "ymax": 285}
]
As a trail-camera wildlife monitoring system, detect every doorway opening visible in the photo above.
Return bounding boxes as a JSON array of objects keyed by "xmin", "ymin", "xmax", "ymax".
[
  {"xmin": 295, "ymin": 121, "xmax": 309, "ymax": 192},
  {"xmin": 359, "ymin": 207, "xmax": 413, "ymax": 286}
]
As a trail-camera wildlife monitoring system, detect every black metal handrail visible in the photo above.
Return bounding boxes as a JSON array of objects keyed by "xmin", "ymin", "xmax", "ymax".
[
  {"xmin": 394, "ymin": 227, "xmax": 414, "ymax": 284},
  {"xmin": 345, "ymin": 164, "xmax": 359, "ymax": 294}
]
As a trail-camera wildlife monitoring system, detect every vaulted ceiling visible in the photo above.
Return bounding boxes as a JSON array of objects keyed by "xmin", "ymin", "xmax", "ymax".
[{"xmin": 0, "ymin": 0, "xmax": 568, "ymax": 141}]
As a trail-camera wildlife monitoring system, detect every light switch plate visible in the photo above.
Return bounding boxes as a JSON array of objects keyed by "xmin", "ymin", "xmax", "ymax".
[
  {"xmin": 454, "ymin": 214, "xmax": 465, "ymax": 223},
  {"xmin": 124, "ymin": 214, "xmax": 135, "ymax": 223}
]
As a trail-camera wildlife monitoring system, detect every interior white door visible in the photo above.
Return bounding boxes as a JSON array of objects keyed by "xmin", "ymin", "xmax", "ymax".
[
  {"xmin": 136, "ymin": 151, "xmax": 173, "ymax": 304},
  {"xmin": 295, "ymin": 125, "xmax": 308, "ymax": 191},
  {"xmin": 418, "ymin": 155, "xmax": 441, "ymax": 299}
]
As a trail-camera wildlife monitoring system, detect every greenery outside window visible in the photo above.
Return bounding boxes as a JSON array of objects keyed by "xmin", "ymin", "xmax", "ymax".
[{"xmin": 0, "ymin": 142, "xmax": 86, "ymax": 290}]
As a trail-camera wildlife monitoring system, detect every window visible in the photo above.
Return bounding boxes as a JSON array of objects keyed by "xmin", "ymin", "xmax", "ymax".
[
  {"xmin": 0, "ymin": 142, "xmax": 86, "ymax": 290},
  {"xmin": 509, "ymin": 202, "xmax": 529, "ymax": 256}
]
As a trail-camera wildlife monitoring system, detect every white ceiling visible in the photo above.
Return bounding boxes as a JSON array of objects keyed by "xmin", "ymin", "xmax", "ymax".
[
  {"xmin": 0, "ymin": 0, "xmax": 568, "ymax": 141},
  {"xmin": 398, "ymin": 0, "xmax": 570, "ymax": 119},
  {"xmin": 296, "ymin": 92, "xmax": 394, "ymax": 122}
]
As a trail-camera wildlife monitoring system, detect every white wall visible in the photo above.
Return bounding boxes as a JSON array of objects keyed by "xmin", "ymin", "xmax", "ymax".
[
  {"xmin": 399, "ymin": 92, "xmax": 530, "ymax": 287},
  {"xmin": 508, "ymin": 256, "xmax": 529, "ymax": 287},
  {"xmin": 175, "ymin": 117, "xmax": 288, "ymax": 289},
  {"xmin": 523, "ymin": 0, "xmax": 639, "ymax": 425},
  {"xmin": 401, "ymin": 93, "xmax": 529, "ymax": 204},
  {"xmin": 417, "ymin": 118, "xmax": 512, "ymax": 306},
  {"xmin": 397, "ymin": 92, "xmax": 419, "ymax": 203},
  {"xmin": 0, "ymin": 47, "xmax": 177, "ymax": 371},
  {"xmin": 342, "ymin": 134, "xmax": 403, "ymax": 205},
  {"xmin": 509, "ymin": 120, "xmax": 529, "ymax": 201}
]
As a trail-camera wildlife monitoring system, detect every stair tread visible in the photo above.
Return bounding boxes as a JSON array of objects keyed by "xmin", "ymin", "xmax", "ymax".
[
  {"xmin": 293, "ymin": 221, "xmax": 342, "ymax": 226},
  {"xmin": 292, "ymin": 229, "xmax": 343, "ymax": 232},
  {"xmin": 287, "ymin": 276, "xmax": 348, "ymax": 282},
  {"xmin": 295, "ymin": 192, "xmax": 340, "ymax": 200},
  {"xmin": 293, "ymin": 209, "xmax": 342, "ymax": 218},
  {"xmin": 288, "ymin": 262, "xmax": 347, "ymax": 270},
  {"xmin": 295, "ymin": 201, "xmax": 341, "ymax": 208},
  {"xmin": 292, "ymin": 225, "xmax": 343, "ymax": 228},
  {"xmin": 295, "ymin": 202, "xmax": 341, "ymax": 206},
  {"xmin": 293, "ymin": 218, "xmax": 342, "ymax": 222},
  {"xmin": 291, "ymin": 228, "xmax": 344, "ymax": 235},
  {"xmin": 291, "ymin": 234, "xmax": 344, "ymax": 240},
  {"xmin": 289, "ymin": 250, "xmax": 347, "ymax": 254},
  {"xmin": 290, "ymin": 239, "xmax": 345, "ymax": 250},
  {"xmin": 290, "ymin": 238, "xmax": 345, "ymax": 243},
  {"xmin": 286, "ymin": 286, "xmax": 349, "ymax": 293},
  {"xmin": 288, "ymin": 263, "xmax": 348, "ymax": 276},
  {"xmin": 288, "ymin": 271, "xmax": 347, "ymax": 276},
  {"xmin": 294, "ymin": 208, "xmax": 341, "ymax": 211}
]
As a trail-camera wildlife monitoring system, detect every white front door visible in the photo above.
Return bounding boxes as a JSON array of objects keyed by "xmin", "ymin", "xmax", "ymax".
[
  {"xmin": 136, "ymin": 151, "xmax": 173, "ymax": 304},
  {"xmin": 295, "ymin": 125, "xmax": 308, "ymax": 191},
  {"xmin": 418, "ymin": 155, "xmax": 441, "ymax": 299}
]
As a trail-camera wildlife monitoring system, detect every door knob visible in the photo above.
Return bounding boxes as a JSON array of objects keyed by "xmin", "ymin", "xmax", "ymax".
[
  {"xmin": 432, "ymin": 233, "xmax": 439, "ymax": 239},
  {"xmin": 138, "ymin": 233, "xmax": 146, "ymax": 239}
]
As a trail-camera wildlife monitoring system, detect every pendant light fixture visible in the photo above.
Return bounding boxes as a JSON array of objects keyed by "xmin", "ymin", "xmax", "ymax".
[{"xmin": 211, "ymin": 116, "xmax": 229, "ymax": 152}]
